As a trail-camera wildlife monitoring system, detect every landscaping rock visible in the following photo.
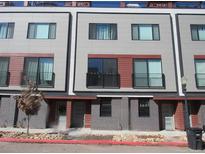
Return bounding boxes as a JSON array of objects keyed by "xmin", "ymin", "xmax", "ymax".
[
  {"xmin": 0, "ymin": 132, "xmax": 66, "ymax": 140},
  {"xmin": 112, "ymin": 134, "xmax": 165, "ymax": 142}
]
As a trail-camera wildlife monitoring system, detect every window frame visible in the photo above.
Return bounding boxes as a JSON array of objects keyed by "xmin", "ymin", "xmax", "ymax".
[
  {"xmin": 27, "ymin": 23, "xmax": 56, "ymax": 39},
  {"xmin": 89, "ymin": 23, "xmax": 118, "ymax": 40},
  {"xmin": 100, "ymin": 99, "xmax": 112, "ymax": 117},
  {"xmin": 194, "ymin": 59, "xmax": 205, "ymax": 89},
  {"xmin": 0, "ymin": 22, "xmax": 15, "ymax": 39},
  {"xmin": 191, "ymin": 24, "xmax": 205, "ymax": 41},
  {"xmin": 138, "ymin": 98, "xmax": 150, "ymax": 117},
  {"xmin": 0, "ymin": 57, "xmax": 10, "ymax": 87},
  {"xmin": 22, "ymin": 57, "xmax": 54, "ymax": 88},
  {"xmin": 132, "ymin": 58, "xmax": 164, "ymax": 89},
  {"xmin": 131, "ymin": 24, "xmax": 160, "ymax": 41}
]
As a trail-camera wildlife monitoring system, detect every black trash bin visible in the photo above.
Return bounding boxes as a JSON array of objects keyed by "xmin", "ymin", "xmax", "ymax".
[{"xmin": 187, "ymin": 127, "xmax": 203, "ymax": 150}]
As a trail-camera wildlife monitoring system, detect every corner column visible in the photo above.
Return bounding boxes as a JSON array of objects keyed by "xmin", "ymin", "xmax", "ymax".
[
  {"xmin": 66, "ymin": 101, "xmax": 72, "ymax": 128},
  {"xmin": 85, "ymin": 102, "xmax": 91, "ymax": 128},
  {"xmin": 174, "ymin": 101, "xmax": 185, "ymax": 130}
]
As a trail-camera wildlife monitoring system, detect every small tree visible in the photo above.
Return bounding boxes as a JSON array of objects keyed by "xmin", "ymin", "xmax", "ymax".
[{"xmin": 15, "ymin": 82, "xmax": 44, "ymax": 135}]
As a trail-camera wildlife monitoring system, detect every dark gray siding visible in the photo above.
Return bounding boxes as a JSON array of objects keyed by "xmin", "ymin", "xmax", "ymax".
[
  {"xmin": 91, "ymin": 97, "xmax": 159, "ymax": 130},
  {"xmin": 0, "ymin": 96, "xmax": 16, "ymax": 127},
  {"xmin": 17, "ymin": 101, "xmax": 48, "ymax": 129},
  {"xmin": 0, "ymin": 96, "xmax": 48, "ymax": 129},
  {"xmin": 130, "ymin": 99, "xmax": 160, "ymax": 131},
  {"xmin": 91, "ymin": 98, "xmax": 129, "ymax": 130}
]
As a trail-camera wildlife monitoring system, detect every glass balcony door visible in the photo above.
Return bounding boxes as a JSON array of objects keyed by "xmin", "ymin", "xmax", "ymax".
[
  {"xmin": 133, "ymin": 59, "xmax": 163, "ymax": 88},
  {"xmin": 0, "ymin": 57, "xmax": 9, "ymax": 86},
  {"xmin": 87, "ymin": 58, "xmax": 119, "ymax": 88},
  {"xmin": 23, "ymin": 57, "xmax": 54, "ymax": 87}
]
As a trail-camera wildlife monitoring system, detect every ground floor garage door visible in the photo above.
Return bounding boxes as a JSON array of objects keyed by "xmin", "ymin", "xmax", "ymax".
[{"xmin": 71, "ymin": 102, "xmax": 86, "ymax": 128}]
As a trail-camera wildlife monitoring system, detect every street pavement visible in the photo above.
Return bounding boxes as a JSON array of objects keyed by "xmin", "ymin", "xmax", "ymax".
[{"xmin": 0, "ymin": 142, "xmax": 204, "ymax": 153}]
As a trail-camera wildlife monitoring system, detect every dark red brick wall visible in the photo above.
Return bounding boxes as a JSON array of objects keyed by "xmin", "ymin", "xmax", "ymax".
[
  {"xmin": 190, "ymin": 103, "xmax": 200, "ymax": 127},
  {"xmin": 174, "ymin": 101, "xmax": 185, "ymax": 130},
  {"xmin": 0, "ymin": 53, "xmax": 54, "ymax": 57},
  {"xmin": 85, "ymin": 102, "xmax": 91, "ymax": 128},
  {"xmin": 88, "ymin": 54, "xmax": 161, "ymax": 59},
  {"xmin": 9, "ymin": 56, "xmax": 24, "ymax": 85},
  {"xmin": 66, "ymin": 101, "xmax": 72, "ymax": 128},
  {"xmin": 192, "ymin": 114, "xmax": 199, "ymax": 127},
  {"xmin": 194, "ymin": 55, "xmax": 205, "ymax": 59},
  {"xmin": 118, "ymin": 57, "xmax": 132, "ymax": 87}
]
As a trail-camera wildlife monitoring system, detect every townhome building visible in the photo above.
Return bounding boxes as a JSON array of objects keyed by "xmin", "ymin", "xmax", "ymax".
[
  {"xmin": 0, "ymin": 10, "xmax": 70, "ymax": 128},
  {"xmin": 0, "ymin": 2, "xmax": 205, "ymax": 131}
]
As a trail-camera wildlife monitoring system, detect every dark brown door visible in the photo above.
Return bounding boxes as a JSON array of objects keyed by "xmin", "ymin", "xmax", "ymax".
[{"xmin": 71, "ymin": 102, "xmax": 85, "ymax": 127}]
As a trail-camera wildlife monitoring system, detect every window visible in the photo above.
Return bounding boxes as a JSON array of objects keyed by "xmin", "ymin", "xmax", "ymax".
[
  {"xmin": 87, "ymin": 58, "xmax": 119, "ymax": 88},
  {"xmin": 133, "ymin": 59, "xmax": 164, "ymax": 88},
  {"xmin": 139, "ymin": 99, "xmax": 150, "ymax": 117},
  {"xmin": 22, "ymin": 57, "xmax": 54, "ymax": 87},
  {"xmin": 27, "ymin": 23, "xmax": 56, "ymax": 39},
  {"xmin": 132, "ymin": 24, "xmax": 160, "ymax": 40},
  {"xmin": 0, "ymin": 23, "xmax": 14, "ymax": 39},
  {"xmin": 191, "ymin": 25, "xmax": 205, "ymax": 41},
  {"xmin": 100, "ymin": 99, "xmax": 111, "ymax": 117},
  {"xmin": 0, "ymin": 57, "xmax": 9, "ymax": 86},
  {"xmin": 195, "ymin": 59, "xmax": 205, "ymax": 88},
  {"xmin": 89, "ymin": 23, "xmax": 117, "ymax": 40}
]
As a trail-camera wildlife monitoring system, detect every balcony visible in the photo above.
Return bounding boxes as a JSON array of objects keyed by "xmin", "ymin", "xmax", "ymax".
[
  {"xmin": 0, "ymin": 71, "xmax": 10, "ymax": 87},
  {"xmin": 86, "ymin": 73, "xmax": 120, "ymax": 88},
  {"xmin": 21, "ymin": 72, "xmax": 55, "ymax": 88},
  {"xmin": 195, "ymin": 73, "xmax": 205, "ymax": 88},
  {"xmin": 133, "ymin": 73, "xmax": 165, "ymax": 89}
]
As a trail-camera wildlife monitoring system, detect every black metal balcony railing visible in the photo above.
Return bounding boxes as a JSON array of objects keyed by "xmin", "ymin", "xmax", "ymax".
[
  {"xmin": 0, "ymin": 71, "xmax": 10, "ymax": 87},
  {"xmin": 21, "ymin": 72, "xmax": 55, "ymax": 88},
  {"xmin": 195, "ymin": 73, "xmax": 205, "ymax": 88},
  {"xmin": 86, "ymin": 73, "xmax": 120, "ymax": 88},
  {"xmin": 132, "ymin": 73, "xmax": 165, "ymax": 88}
]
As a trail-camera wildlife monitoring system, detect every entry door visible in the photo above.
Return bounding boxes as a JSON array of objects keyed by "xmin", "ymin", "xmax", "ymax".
[
  {"xmin": 161, "ymin": 104, "xmax": 175, "ymax": 130},
  {"xmin": 58, "ymin": 102, "xmax": 67, "ymax": 130},
  {"xmin": 71, "ymin": 102, "xmax": 86, "ymax": 128}
]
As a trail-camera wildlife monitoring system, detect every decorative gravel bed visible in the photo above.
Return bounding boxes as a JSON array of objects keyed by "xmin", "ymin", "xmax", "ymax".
[
  {"xmin": 112, "ymin": 134, "xmax": 165, "ymax": 142},
  {"xmin": 0, "ymin": 132, "xmax": 67, "ymax": 140},
  {"xmin": 0, "ymin": 131, "xmax": 167, "ymax": 142},
  {"xmin": 0, "ymin": 131, "xmax": 191, "ymax": 143}
]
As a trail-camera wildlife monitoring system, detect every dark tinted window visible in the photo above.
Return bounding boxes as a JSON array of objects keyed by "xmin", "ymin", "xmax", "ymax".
[
  {"xmin": 139, "ymin": 99, "xmax": 150, "ymax": 117},
  {"xmin": 100, "ymin": 99, "xmax": 111, "ymax": 117}
]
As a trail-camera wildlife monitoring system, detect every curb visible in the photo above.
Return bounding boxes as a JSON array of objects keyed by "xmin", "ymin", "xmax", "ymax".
[{"xmin": 0, "ymin": 138, "xmax": 187, "ymax": 147}]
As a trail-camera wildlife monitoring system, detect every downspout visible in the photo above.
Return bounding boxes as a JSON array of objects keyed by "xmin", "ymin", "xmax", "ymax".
[{"xmin": 170, "ymin": 13, "xmax": 184, "ymax": 96}]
